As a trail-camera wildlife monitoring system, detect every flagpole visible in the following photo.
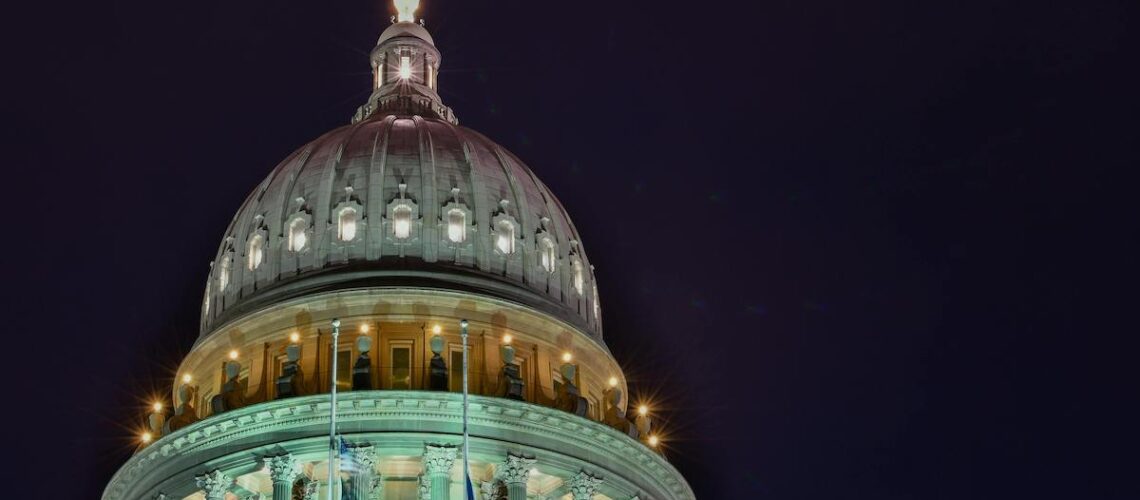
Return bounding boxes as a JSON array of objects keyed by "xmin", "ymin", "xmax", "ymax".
[
  {"xmin": 327, "ymin": 318, "xmax": 341, "ymax": 500},
  {"xmin": 460, "ymin": 319, "xmax": 475, "ymax": 499}
]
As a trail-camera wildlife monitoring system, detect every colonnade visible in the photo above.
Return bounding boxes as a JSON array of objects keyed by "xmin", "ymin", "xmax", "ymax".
[{"xmin": 185, "ymin": 447, "xmax": 610, "ymax": 500}]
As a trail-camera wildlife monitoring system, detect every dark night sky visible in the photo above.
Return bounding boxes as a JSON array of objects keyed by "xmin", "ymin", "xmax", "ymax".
[{"xmin": 2, "ymin": 0, "xmax": 1137, "ymax": 498}]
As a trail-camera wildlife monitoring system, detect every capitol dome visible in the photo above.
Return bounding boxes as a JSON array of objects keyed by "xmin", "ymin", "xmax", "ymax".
[
  {"xmin": 104, "ymin": 7, "xmax": 693, "ymax": 500},
  {"xmin": 201, "ymin": 37, "xmax": 601, "ymax": 342}
]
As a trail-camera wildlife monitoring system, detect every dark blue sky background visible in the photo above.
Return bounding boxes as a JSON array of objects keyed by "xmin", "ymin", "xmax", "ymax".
[{"xmin": 2, "ymin": 0, "xmax": 1137, "ymax": 498}]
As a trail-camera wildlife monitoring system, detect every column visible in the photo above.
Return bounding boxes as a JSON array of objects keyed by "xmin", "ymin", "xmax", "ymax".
[
  {"xmin": 422, "ymin": 444, "xmax": 458, "ymax": 500},
  {"xmin": 498, "ymin": 454, "xmax": 535, "ymax": 500},
  {"xmin": 265, "ymin": 454, "xmax": 299, "ymax": 500},
  {"xmin": 567, "ymin": 471, "xmax": 603, "ymax": 500},
  {"xmin": 195, "ymin": 470, "xmax": 233, "ymax": 500},
  {"xmin": 347, "ymin": 444, "xmax": 379, "ymax": 500}
]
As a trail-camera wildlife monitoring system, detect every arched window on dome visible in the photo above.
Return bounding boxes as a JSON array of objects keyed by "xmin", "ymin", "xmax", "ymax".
[
  {"xmin": 247, "ymin": 234, "xmax": 264, "ymax": 271},
  {"xmin": 392, "ymin": 204, "xmax": 412, "ymax": 239},
  {"xmin": 338, "ymin": 207, "xmax": 358, "ymax": 242},
  {"xmin": 540, "ymin": 236, "xmax": 557, "ymax": 274},
  {"xmin": 495, "ymin": 219, "xmax": 516, "ymax": 255},
  {"xmin": 592, "ymin": 283, "xmax": 601, "ymax": 322},
  {"xmin": 446, "ymin": 208, "xmax": 466, "ymax": 243},
  {"xmin": 288, "ymin": 218, "xmax": 308, "ymax": 252},
  {"xmin": 218, "ymin": 254, "xmax": 232, "ymax": 292},
  {"xmin": 375, "ymin": 62, "xmax": 384, "ymax": 88},
  {"xmin": 571, "ymin": 258, "xmax": 585, "ymax": 295}
]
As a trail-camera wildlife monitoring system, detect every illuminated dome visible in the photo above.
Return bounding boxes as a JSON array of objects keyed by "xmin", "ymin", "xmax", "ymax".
[
  {"xmin": 201, "ymin": 23, "xmax": 602, "ymax": 341},
  {"xmin": 104, "ymin": 6, "xmax": 694, "ymax": 500}
]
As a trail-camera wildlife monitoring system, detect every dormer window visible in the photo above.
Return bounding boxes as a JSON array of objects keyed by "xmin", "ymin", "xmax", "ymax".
[
  {"xmin": 540, "ymin": 237, "xmax": 556, "ymax": 274},
  {"xmin": 446, "ymin": 208, "xmax": 466, "ymax": 243},
  {"xmin": 247, "ymin": 234, "xmax": 264, "ymax": 270},
  {"xmin": 392, "ymin": 204, "xmax": 412, "ymax": 239},
  {"xmin": 571, "ymin": 258, "xmax": 585, "ymax": 295},
  {"xmin": 495, "ymin": 219, "xmax": 516, "ymax": 254},
  {"xmin": 288, "ymin": 218, "xmax": 308, "ymax": 252},
  {"xmin": 218, "ymin": 253, "xmax": 232, "ymax": 291},
  {"xmin": 338, "ymin": 207, "xmax": 358, "ymax": 242}
]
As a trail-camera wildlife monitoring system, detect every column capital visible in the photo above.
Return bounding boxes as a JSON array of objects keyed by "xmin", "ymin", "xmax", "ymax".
[
  {"xmin": 195, "ymin": 470, "xmax": 233, "ymax": 499},
  {"xmin": 264, "ymin": 454, "xmax": 299, "ymax": 484},
  {"xmin": 498, "ymin": 453, "xmax": 536, "ymax": 485},
  {"xmin": 347, "ymin": 443, "xmax": 378, "ymax": 471},
  {"xmin": 568, "ymin": 470, "xmax": 603, "ymax": 500},
  {"xmin": 423, "ymin": 443, "xmax": 459, "ymax": 476}
]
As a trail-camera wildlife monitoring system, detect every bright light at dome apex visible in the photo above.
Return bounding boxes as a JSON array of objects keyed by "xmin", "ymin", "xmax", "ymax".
[{"xmin": 394, "ymin": 0, "xmax": 419, "ymax": 23}]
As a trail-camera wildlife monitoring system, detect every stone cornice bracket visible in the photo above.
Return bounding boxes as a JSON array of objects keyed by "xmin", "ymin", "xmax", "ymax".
[
  {"xmin": 194, "ymin": 470, "xmax": 233, "ymax": 499},
  {"xmin": 569, "ymin": 470, "xmax": 604, "ymax": 500},
  {"xmin": 264, "ymin": 454, "xmax": 299, "ymax": 484},
  {"xmin": 499, "ymin": 453, "xmax": 537, "ymax": 485},
  {"xmin": 423, "ymin": 443, "xmax": 459, "ymax": 476},
  {"xmin": 347, "ymin": 444, "xmax": 378, "ymax": 471}
]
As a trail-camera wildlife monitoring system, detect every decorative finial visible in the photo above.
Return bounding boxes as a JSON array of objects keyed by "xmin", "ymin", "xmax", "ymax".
[{"xmin": 394, "ymin": 0, "xmax": 420, "ymax": 23}]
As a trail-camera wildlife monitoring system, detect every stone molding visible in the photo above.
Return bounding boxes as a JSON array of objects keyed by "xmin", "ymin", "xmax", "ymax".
[{"xmin": 104, "ymin": 391, "xmax": 692, "ymax": 500}]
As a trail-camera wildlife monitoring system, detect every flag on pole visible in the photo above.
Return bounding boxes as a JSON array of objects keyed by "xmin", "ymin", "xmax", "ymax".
[{"xmin": 461, "ymin": 319, "xmax": 477, "ymax": 500}]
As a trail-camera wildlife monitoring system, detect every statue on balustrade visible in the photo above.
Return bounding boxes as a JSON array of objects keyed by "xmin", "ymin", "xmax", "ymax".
[
  {"xmin": 352, "ymin": 336, "xmax": 373, "ymax": 390},
  {"xmin": 555, "ymin": 363, "xmax": 589, "ymax": 417},
  {"xmin": 164, "ymin": 383, "xmax": 200, "ymax": 433},
  {"xmin": 210, "ymin": 360, "xmax": 247, "ymax": 413},
  {"xmin": 498, "ymin": 344, "xmax": 526, "ymax": 400},
  {"xmin": 428, "ymin": 333, "xmax": 448, "ymax": 390},
  {"xmin": 603, "ymin": 387, "xmax": 639, "ymax": 438},
  {"xmin": 275, "ymin": 344, "xmax": 306, "ymax": 399}
]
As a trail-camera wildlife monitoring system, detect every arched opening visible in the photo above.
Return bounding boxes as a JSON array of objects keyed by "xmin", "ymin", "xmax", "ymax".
[
  {"xmin": 392, "ymin": 204, "xmax": 412, "ymax": 239},
  {"xmin": 247, "ymin": 234, "xmax": 264, "ymax": 271},
  {"xmin": 496, "ymin": 220, "xmax": 515, "ymax": 254},
  {"xmin": 338, "ymin": 207, "xmax": 358, "ymax": 242},
  {"xmin": 446, "ymin": 208, "xmax": 466, "ymax": 243},
  {"xmin": 288, "ymin": 218, "xmax": 308, "ymax": 252}
]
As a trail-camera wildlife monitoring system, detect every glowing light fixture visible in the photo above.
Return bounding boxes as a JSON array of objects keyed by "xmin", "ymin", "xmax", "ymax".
[
  {"xmin": 561, "ymin": 352, "xmax": 573, "ymax": 363},
  {"xmin": 638, "ymin": 405, "xmax": 648, "ymax": 416},
  {"xmin": 228, "ymin": 350, "xmax": 239, "ymax": 361},
  {"xmin": 181, "ymin": 374, "xmax": 192, "ymax": 384},
  {"xmin": 608, "ymin": 376, "xmax": 618, "ymax": 388},
  {"xmin": 360, "ymin": 323, "xmax": 371, "ymax": 333},
  {"xmin": 648, "ymin": 435, "xmax": 659, "ymax": 447},
  {"xmin": 289, "ymin": 331, "xmax": 301, "ymax": 343},
  {"xmin": 399, "ymin": 55, "xmax": 411, "ymax": 80},
  {"xmin": 394, "ymin": 0, "xmax": 419, "ymax": 23},
  {"xmin": 502, "ymin": 334, "xmax": 513, "ymax": 345},
  {"xmin": 432, "ymin": 324, "xmax": 442, "ymax": 334},
  {"xmin": 152, "ymin": 402, "xmax": 163, "ymax": 413}
]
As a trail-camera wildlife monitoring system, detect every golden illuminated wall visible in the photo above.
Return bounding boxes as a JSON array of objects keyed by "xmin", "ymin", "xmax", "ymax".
[{"xmin": 180, "ymin": 288, "xmax": 628, "ymax": 422}]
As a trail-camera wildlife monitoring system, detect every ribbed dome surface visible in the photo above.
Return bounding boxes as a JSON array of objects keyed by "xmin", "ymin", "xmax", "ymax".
[{"xmin": 201, "ymin": 114, "xmax": 601, "ymax": 339}]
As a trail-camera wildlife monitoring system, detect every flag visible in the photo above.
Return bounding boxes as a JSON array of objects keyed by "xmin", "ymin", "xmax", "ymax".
[{"xmin": 464, "ymin": 470, "xmax": 476, "ymax": 500}]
